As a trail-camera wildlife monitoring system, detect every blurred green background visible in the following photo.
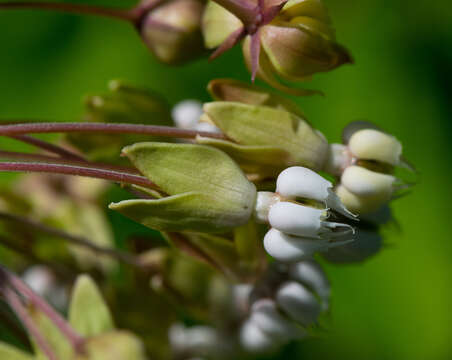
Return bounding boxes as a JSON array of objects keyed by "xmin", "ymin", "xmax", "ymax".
[{"xmin": 0, "ymin": 0, "xmax": 451, "ymax": 359}]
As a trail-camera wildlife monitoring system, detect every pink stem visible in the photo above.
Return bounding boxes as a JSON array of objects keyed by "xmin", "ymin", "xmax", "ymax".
[
  {"xmin": 0, "ymin": 161, "xmax": 157, "ymax": 189},
  {"xmin": 0, "ymin": 122, "xmax": 228, "ymax": 140}
]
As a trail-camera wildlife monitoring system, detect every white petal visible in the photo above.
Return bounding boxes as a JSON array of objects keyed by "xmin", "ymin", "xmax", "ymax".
[
  {"xmin": 240, "ymin": 319, "xmax": 275, "ymax": 353},
  {"xmin": 254, "ymin": 191, "xmax": 280, "ymax": 223},
  {"xmin": 276, "ymin": 166, "xmax": 331, "ymax": 202},
  {"xmin": 348, "ymin": 129, "xmax": 402, "ymax": 166},
  {"xmin": 172, "ymin": 100, "xmax": 203, "ymax": 130},
  {"xmin": 263, "ymin": 229, "xmax": 328, "ymax": 262},
  {"xmin": 276, "ymin": 281, "xmax": 321, "ymax": 326},
  {"xmin": 268, "ymin": 201, "xmax": 323, "ymax": 238},
  {"xmin": 22, "ymin": 265, "xmax": 54, "ymax": 297},
  {"xmin": 325, "ymin": 188, "xmax": 357, "ymax": 220},
  {"xmin": 336, "ymin": 184, "xmax": 388, "ymax": 215},
  {"xmin": 250, "ymin": 299, "xmax": 306, "ymax": 341},
  {"xmin": 341, "ymin": 166, "xmax": 396, "ymax": 198},
  {"xmin": 289, "ymin": 261, "xmax": 330, "ymax": 309}
]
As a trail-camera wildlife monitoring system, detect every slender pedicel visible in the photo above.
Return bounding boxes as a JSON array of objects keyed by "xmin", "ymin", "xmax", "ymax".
[
  {"xmin": 0, "ymin": 162, "xmax": 157, "ymax": 189},
  {"xmin": 8, "ymin": 134, "xmax": 85, "ymax": 161},
  {"xmin": 0, "ymin": 122, "xmax": 229, "ymax": 140}
]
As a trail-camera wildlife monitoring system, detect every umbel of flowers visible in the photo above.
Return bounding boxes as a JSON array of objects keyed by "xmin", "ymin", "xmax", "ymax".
[{"xmin": 0, "ymin": 0, "xmax": 415, "ymax": 358}]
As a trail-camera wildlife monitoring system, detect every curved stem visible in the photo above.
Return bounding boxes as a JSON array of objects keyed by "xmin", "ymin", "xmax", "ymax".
[
  {"xmin": 0, "ymin": 1, "xmax": 138, "ymax": 22},
  {"xmin": 0, "ymin": 150, "xmax": 140, "ymax": 174},
  {"xmin": 8, "ymin": 134, "xmax": 85, "ymax": 161},
  {"xmin": 1, "ymin": 267, "xmax": 85, "ymax": 353},
  {"xmin": 0, "ymin": 122, "xmax": 229, "ymax": 140},
  {"xmin": 1, "ymin": 285, "xmax": 57, "ymax": 360},
  {"xmin": 0, "ymin": 161, "xmax": 157, "ymax": 189}
]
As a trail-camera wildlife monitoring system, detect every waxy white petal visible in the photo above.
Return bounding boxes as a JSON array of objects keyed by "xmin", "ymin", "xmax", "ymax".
[
  {"xmin": 276, "ymin": 281, "xmax": 321, "ymax": 326},
  {"xmin": 336, "ymin": 184, "xmax": 388, "ymax": 214},
  {"xmin": 250, "ymin": 299, "xmax": 306, "ymax": 341},
  {"xmin": 268, "ymin": 201, "xmax": 324, "ymax": 238},
  {"xmin": 240, "ymin": 319, "xmax": 275, "ymax": 353},
  {"xmin": 349, "ymin": 129, "xmax": 402, "ymax": 166},
  {"xmin": 263, "ymin": 228, "xmax": 328, "ymax": 262},
  {"xmin": 289, "ymin": 261, "xmax": 330, "ymax": 304},
  {"xmin": 341, "ymin": 166, "xmax": 396, "ymax": 198}
]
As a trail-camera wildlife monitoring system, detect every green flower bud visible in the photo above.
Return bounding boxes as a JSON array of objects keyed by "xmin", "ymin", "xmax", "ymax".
[
  {"xmin": 109, "ymin": 142, "xmax": 257, "ymax": 233},
  {"xmin": 197, "ymin": 101, "xmax": 328, "ymax": 178},
  {"xmin": 67, "ymin": 80, "xmax": 172, "ymax": 162},
  {"xmin": 140, "ymin": 0, "xmax": 206, "ymax": 64}
]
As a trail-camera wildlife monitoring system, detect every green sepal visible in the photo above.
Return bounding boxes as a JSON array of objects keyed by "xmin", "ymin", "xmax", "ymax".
[
  {"xmin": 203, "ymin": 102, "xmax": 329, "ymax": 171},
  {"xmin": 196, "ymin": 136, "xmax": 288, "ymax": 178},
  {"xmin": 68, "ymin": 275, "xmax": 115, "ymax": 337},
  {"xmin": 110, "ymin": 143, "xmax": 256, "ymax": 233},
  {"xmin": 202, "ymin": 1, "xmax": 243, "ymax": 49},
  {"xmin": 0, "ymin": 342, "xmax": 34, "ymax": 360},
  {"xmin": 281, "ymin": 0, "xmax": 332, "ymax": 24},
  {"xmin": 75, "ymin": 331, "xmax": 146, "ymax": 360}
]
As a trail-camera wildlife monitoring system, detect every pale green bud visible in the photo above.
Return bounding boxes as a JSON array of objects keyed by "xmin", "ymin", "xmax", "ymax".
[{"xmin": 109, "ymin": 143, "xmax": 257, "ymax": 233}]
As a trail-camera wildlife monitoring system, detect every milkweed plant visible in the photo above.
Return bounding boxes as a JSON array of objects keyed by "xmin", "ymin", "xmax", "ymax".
[{"xmin": 0, "ymin": 0, "xmax": 415, "ymax": 359}]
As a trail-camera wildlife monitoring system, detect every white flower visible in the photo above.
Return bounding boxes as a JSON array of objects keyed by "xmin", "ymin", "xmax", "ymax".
[
  {"xmin": 172, "ymin": 100, "xmax": 204, "ymax": 130},
  {"xmin": 276, "ymin": 166, "xmax": 356, "ymax": 219},
  {"xmin": 276, "ymin": 281, "xmax": 321, "ymax": 326},
  {"xmin": 348, "ymin": 129, "xmax": 402, "ymax": 166},
  {"xmin": 249, "ymin": 299, "xmax": 305, "ymax": 342},
  {"xmin": 263, "ymin": 228, "xmax": 351, "ymax": 262},
  {"xmin": 240, "ymin": 319, "xmax": 275, "ymax": 353},
  {"xmin": 268, "ymin": 201, "xmax": 354, "ymax": 239}
]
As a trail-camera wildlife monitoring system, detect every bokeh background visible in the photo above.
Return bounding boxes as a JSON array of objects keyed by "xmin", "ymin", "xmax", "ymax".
[{"xmin": 0, "ymin": 0, "xmax": 451, "ymax": 359}]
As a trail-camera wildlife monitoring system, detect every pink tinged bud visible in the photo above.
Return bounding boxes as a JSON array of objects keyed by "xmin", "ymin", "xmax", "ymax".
[
  {"xmin": 276, "ymin": 281, "xmax": 321, "ymax": 326},
  {"xmin": 276, "ymin": 166, "xmax": 356, "ymax": 219},
  {"xmin": 250, "ymin": 299, "xmax": 306, "ymax": 341}
]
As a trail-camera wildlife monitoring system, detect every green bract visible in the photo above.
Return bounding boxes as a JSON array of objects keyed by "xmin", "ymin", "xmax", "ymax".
[
  {"xmin": 198, "ymin": 101, "xmax": 328, "ymax": 178},
  {"xmin": 109, "ymin": 143, "xmax": 257, "ymax": 233}
]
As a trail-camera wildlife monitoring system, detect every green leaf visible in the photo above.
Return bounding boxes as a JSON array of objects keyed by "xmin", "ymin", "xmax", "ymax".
[
  {"xmin": 68, "ymin": 275, "xmax": 115, "ymax": 337},
  {"xmin": 203, "ymin": 102, "xmax": 328, "ymax": 171},
  {"xmin": 78, "ymin": 331, "xmax": 147, "ymax": 360},
  {"xmin": 111, "ymin": 143, "xmax": 256, "ymax": 232},
  {"xmin": 0, "ymin": 342, "xmax": 34, "ymax": 360}
]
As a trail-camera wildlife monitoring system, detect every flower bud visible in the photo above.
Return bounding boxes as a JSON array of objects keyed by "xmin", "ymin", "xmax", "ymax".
[
  {"xmin": 336, "ymin": 184, "xmax": 390, "ymax": 215},
  {"xmin": 348, "ymin": 129, "xmax": 402, "ymax": 166},
  {"xmin": 276, "ymin": 281, "xmax": 321, "ymax": 326},
  {"xmin": 140, "ymin": 0, "xmax": 205, "ymax": 64},
  {"xmin": 172, "ymin": 99, "xmax": 203, "ymax": 129}
]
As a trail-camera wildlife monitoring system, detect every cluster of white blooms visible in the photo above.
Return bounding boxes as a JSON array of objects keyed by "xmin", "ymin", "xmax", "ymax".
[
  {"xmin": 255, "ymin": 167, "xmax": 356, "ymax": 262},
  {"xmin": 325, "ymin": 124, "xmax": 406, "ymax": 214},
  {"xmin": 240, "ymin": 260, "xmax": 330, "ymax": 353},
  {"xmin": 172, "ymin": 100, "xmax": 220, "ymax": 133}
]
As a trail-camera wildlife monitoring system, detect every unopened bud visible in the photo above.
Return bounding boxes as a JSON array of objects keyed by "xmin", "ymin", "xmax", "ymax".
[
  {"xmin": 341, "ymin": 166, "xmax": 396, "ymax": 200},
  {"xmin": 140, "ymin": 0, "xmax": 205, "ymax": 64}
]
